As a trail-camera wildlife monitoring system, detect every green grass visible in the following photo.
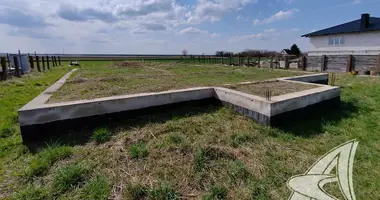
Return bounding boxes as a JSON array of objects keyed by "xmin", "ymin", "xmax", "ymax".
[
  {"xmin": 2, "ymin": 62, "xmax": 380, "ymax": 199},
  {"xmin": 48, "ymin": 61, "xmax": 304, "ymax": 103},
  {"xmin": 82, "ymin": 175, "xmax": 111, "ymax": 200},
  {"xmin": 129, "ymin": 141, "xmax": 149, "ymax": 159},
  {"xmin": 25, "ymin": 144, "xmax": 73, "ymax": 177},
  {"xmin": 202, "ymin": 186, "xmax": 228, "ymax": 200},
  {"xmin": 92, "ymin": 127, "xmax": 111, "ymax": 144},
  {"xmin": 52, "ymin": 163, "xmax": 89, "ymax": 193},
  {"xmin": 12, "ymin": 184, "xmax": 48, "ymax": 200}
]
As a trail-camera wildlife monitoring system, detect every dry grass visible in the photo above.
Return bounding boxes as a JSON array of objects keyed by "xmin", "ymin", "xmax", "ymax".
[
  {"xmin": 228, "ymin": 80, "xmax": 319, "ymax": 97},
  {"xmin": 48, "ymin": 61, "xmax": 305, "ymax": 103}
]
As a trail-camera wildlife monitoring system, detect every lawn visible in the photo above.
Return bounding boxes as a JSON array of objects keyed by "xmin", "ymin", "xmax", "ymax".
[
  {"xmin": 1, "ymin": 62, "xmax": 380, "ymax": 200},
  {"xmin": 48, "ymin": 61, "xmax": 304, "ymax": 103}
]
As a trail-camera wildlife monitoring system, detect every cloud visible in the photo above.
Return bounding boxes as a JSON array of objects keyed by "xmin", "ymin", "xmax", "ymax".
[
  {"xmin": 352, "ymin": 0, "xmax": 362, "ymax": 4},
  {"xmin": 228, "ymin": 33, "xmax": 266, "ymax": 42},
  {"xmin": 8, "ymin": 28, "xmax": 62, "ymax": 39},
  {"xmin": 57, "ymin": 4, "xmax": 117, "ymax": 23},
  {"xmin": 178, "ymin": 27, "xmax": 209, "ymax": 35},
  {"xmin": 142, "ymin": 23, "xmax": 167, "ymax": 31},
  {"xmin": 284, "ymin": 0, "xmax": 295, "ymax": 4},
  {"xmin": 253, "ymin": 9, "xmax": 298, "ymax": 25},
  {"xmin": 264, "ymin": 28, "xmax": 276, "ymax": 33},
  {"xmin": 115, "ymin": 0, "xmax": 174, "ymax": 17},
  {"xmin": 187, "ymin": 0, "xmax": 257, "ymax": 24},
  {"xmin": 131, "ymin": 28, "xmax": 147, "ymax": 34},
  {"xmin": 0, "ymin": 7, "xmax": 49, "ymax": 28}
]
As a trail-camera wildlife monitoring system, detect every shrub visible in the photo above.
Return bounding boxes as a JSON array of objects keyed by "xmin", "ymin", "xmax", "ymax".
[
  {"xmin": 82, "ymin": 175, "xmax": 111, "ymax": 200},
  {"xmin": 92, "ymin": 127, "xmax": 111, "ymax": 144},
  {"xmin": 129, "ymin": 141, "xmax": 149, "ymax": 159},
  {"xmin": 52, "ymin": 163, "xmax": 88, "ymax": 193}
]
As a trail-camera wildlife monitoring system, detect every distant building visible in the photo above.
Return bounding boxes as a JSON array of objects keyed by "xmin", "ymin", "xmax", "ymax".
[{"xmin": 302, "ymin": 13, "xmax": 380, "ymax": 56}]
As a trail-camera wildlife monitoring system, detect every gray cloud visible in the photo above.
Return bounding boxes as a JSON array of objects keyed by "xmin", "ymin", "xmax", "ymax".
[
  {"xmin": 142, "ymin": 23, "xmax": 166, "ymax": 31},
  {"xmin": 8, "ymin": 28, "xmax": 62, "ymax": 39},
  {"xmin": 115, "ymin": 0, "xmax": 173, "ymax": 17},
  {"xmin": 0, "ymin": 7, "xmax": 49, "ymax": 28},
  {"xmin": 57, "ymin": 4, "xmax": 117, "ymax": 23}
]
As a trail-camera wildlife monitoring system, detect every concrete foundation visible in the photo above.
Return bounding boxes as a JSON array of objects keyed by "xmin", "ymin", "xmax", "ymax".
[{"xmin": 18, "ymin": 71, "xmax": 339, "ymax": 143}]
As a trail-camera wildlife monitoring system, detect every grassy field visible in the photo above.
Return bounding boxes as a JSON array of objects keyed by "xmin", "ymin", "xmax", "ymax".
[
  {"xmin": 1, "ymin": 62, "xmax": 380, "ymax": 200},
  {"xmin": 48, "ymin": 61, "xmax": 303, "ymax": 103}
]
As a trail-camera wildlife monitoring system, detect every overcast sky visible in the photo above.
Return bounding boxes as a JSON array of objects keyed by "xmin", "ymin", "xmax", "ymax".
[{"xmin": 0, "ymin": 0, "xmax": 379, "ymax": 54}]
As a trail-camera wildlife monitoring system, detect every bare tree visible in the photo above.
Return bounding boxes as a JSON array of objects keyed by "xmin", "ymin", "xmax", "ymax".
[{"xmin": 182, "ymin": 49, "xmax": 188, "ymax": 57}]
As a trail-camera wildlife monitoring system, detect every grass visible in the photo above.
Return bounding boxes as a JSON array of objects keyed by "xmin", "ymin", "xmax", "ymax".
[
  {"xmin": 82, "ymin": 175, "xmax": 111, "ymax": 200},
  {"xmin": 129, "ymin": 141, "xmax": 149, "ymax": 159},
  {"xmin": 25, "ymin": 144, "xmax": 73, "ymax": 177},
  {"xmin": 48, "ymin": 61, "xmax": 305, "ymax": 103},
  {"xmin": 92, "ymin": 127, "xmax": 111, "ymax": 144},
  {"xmin": 52, "ymin": 163, "xmax": 88, "ymax": 193},
  {"xmin": 2, "ymin": 62, "xmax": 380, "ymax": 199}
]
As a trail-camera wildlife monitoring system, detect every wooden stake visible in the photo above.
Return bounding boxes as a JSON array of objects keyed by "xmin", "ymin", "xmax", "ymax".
[
  {"xmin": 270, "ymin": 56, "xmax": 274, "ymax": 69},
  {"xmin": 46, "ymin": 56, "xmax": 50, "ymax": 69},
  {"xmin": 58, "ymin": 56, "xmax": 61, "ymax": 65},
  {"xmin": 29, "ymin": 56, "xmax": 34, "ymax": 69}
]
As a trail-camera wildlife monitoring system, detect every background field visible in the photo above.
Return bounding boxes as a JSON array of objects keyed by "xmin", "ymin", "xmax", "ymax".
[
  {"xmin": 49, "ymin": 61, "xmax": 303, "ymax": 103},
  {"xmin": 1, "ymin": 63, "xmax": 380, "ymax": 200}
]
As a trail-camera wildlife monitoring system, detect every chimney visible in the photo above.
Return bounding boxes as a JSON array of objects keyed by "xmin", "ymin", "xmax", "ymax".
[{"xmin": 361, "ymin": 13, "xmax": 370, "ymax": 29}]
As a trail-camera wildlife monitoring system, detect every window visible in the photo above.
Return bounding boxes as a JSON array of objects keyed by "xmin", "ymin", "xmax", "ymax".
[{"xmin": 328, "ymin": 36, "xmax": 345, "ymax": 45}]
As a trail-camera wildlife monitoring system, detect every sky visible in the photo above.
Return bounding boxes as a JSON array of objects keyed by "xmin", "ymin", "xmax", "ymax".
[{"xmin": 0, "ymin": 0, "xmax": 379, "ymax": 54}]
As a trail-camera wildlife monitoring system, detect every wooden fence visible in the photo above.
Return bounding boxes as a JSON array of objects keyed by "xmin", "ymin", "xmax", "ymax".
[
  {"xmin": 306, "ymin": 54, "xmax": 380, "ymax": 74},
  {"xmin": 0, "ymin": 55, "xmax": 62, "ymax": 81}
]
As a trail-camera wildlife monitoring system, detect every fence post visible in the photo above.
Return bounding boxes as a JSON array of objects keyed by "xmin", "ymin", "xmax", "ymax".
[
  {"xmin": 346, "ymin": 55, "xmax": 353, "ymax": 73},
  {"xmin": 377, "ymin": 54, "xmax": 380, "ymax": 69},
  {"xmin": 52, "ymin": 57, "xmax": 56, "ymax": 67},
  {"xmin": 301, "ymin": 56, "xmax": 307, "ymax": 71},
  {"xmin": 258, "ymin": 56, "xmax": 261, "ymax": 68},
  {"xmin": 269, "ymin": 56, "xmax": 274, "ymax": 69},
  {"xmin": 29, "ymin": 56, "xmax": 34, "ymax": 69},
  {"xmin": 47, "ymin": 56, "xmax": 50, "ymax": 69},
  {"xmin": 42, "ymin": 57, "xmax": 46, "ymax": 70},
  {"xmin": 36, "ymin": 56, "xmax": 41, "ymax": 72},
  {"xmin": 18, "ymin": 50, "xmax": 23, "ymax": 74},
  {"xmin": 321, "ymin": 55, "xmax": 327, "ymax": 71},
  {"xmin": 58, "ymin": 56, "xmax": 61, "ymax": 65},
  {"xmin": 13, "ymin": 56, "xmax": 21, "ymax": 77},
  {"xmin": 1, "ymin": 57, "xmax": 7, "ymax": 81},
  {"xmin": 285, "ymin": 56, "xmax": 290, "ymax": 69}
]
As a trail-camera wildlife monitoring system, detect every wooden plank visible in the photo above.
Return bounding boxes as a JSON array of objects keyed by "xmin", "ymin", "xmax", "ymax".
[
  {"xmin": 258, "ymin": 56, "xmax": 261, "ymax": 68},
  {"xmin": 1, "ymin": 57, "xmax": 7, "ymax": 81},
  {"xmin": 36, "ymin": 56, "xmax": 41, "ymax": 72},
  {"xmin": 270, "ymin": 56, "xmax": 274, "ymax": 69},
  {"xmin": 58, "ymin": 56, "xmax": 61, "ymax": 65},
  {"xmin": 13, "ymin": 56, "xmax": 21, "ymax": 77},
  {"xmin": 285, "ymin": 56, "xmax": 290, "ymax": 69}
]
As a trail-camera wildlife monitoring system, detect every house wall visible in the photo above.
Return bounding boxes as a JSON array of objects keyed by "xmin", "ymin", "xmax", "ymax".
[{"xmin": 308, "ymin": 31, "xmax": 380, "ymax": 56}]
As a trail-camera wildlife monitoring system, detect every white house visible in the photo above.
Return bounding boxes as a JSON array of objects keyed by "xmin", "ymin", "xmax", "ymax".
[{"xmin": 302, "ymin": 14, "xmax": 380, "ymax": 56}]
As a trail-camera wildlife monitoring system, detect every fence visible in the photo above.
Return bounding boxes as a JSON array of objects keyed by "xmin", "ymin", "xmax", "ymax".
[
  {"xmin": 0, "ymin": 54, "xmax": 62, "ymax": 81},
  {"xmin": 306, "ymin": 54, "xmax": 380, "ymax": 74}
]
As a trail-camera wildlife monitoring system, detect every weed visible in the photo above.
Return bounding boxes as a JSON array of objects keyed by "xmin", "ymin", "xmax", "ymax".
[
  {"xmin": 167, "ymin": 132, "xmax": 184, "ymax": 144},
  {"xmin": 150, "ymin": 185, "xmax": 179, "ymax": 200},
  {"xmin": 52, "ymin": 163, "xmax": 88, "ymax": 193},
  {"xmin": 194, "ymin": 147, "xmax": 235, "ymax": 171},
  {"xmin": 92, "ymin": 127, "xmax": 111, "ymax": 144},
  {"xmin": 82, "ymin": 175, "xmax": 111, "ymax": 200},
  {"xmin": 0, "ymin": 127, "xmax": 14, "ymax": 138},
  {"xmin": 129, "ymin": 141, "xmax": 149, "ymax": 159},
  {"xmin": 228, "ymin": 160, "xmax": 250, "ymax": 184},
  {"xmin": 25, "ymin": 145, "xmax": 73, "ymax": 177},
  {"xmin": 125, "ymin": 184, "xmax": 149, "ymax": 200},
  {"xmin": 202, "ymin": 186, "xmax": 228, "ymax": 200},
  {"xmin": 250, "ymin": 183, "xmax": 269, "ymax": 200},
  {"xmin": 13, "ymin": 185, "xmax": 48, "ymax": 200},
  {"xmin": 229, "ymin": 133, "xmax": 253, "ymax": 147}
]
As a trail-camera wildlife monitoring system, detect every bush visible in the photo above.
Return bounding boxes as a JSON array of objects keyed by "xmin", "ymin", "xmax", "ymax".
[
  {"xmin": 150, "ymin": 185, "xmax": 179, "ymax": 200},
  {"xmin": 25, "ymin": 145, "xmax": 73, "ymax": 177},
  {"xmin": 82, "ymin": 175, "xmax": 111, "ymax": 200},
  {"xmin": 92, "ymin": 127, "xmax": 111, "ymax": 144},
  {"xmin": 129, "ymin": 141, "xmax": 149, "ymax": 159},
  {"xmin": 52, "ymin": 164, "xmax": 88, "ymax": 193}
]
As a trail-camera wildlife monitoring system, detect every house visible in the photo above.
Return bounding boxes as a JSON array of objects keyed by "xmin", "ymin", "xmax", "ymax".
[
  {"xmin": 302, "ymin": 13, "xmax": 380, "ymax": 56},
  {"xmin": 281, "ymin": 49, "xmax": 292, "ymax": 55}
]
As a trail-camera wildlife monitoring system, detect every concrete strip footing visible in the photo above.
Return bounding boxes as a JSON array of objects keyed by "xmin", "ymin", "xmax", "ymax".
[{"xmin": 18, "ymin": 71, "xmax": 339, "ymax": 143}]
